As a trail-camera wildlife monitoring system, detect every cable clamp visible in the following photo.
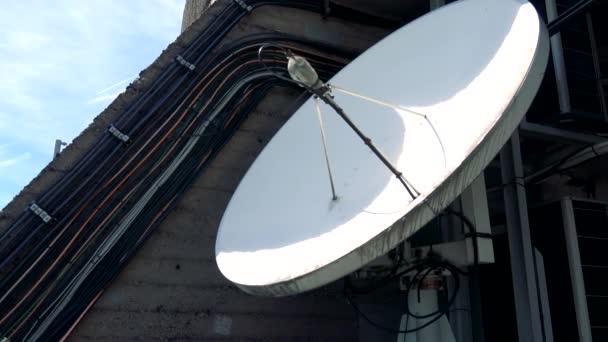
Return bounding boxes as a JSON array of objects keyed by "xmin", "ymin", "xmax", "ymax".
[
  {"xmin": 233, "ymin": 0, "xmax": 252, "ymax": 12},
  {"xmin": 175, "ymin": 55, "xmax": 196, "ymax": 71},
  {"xmin": 108, "ymin": 125, "xmax": 130, "ymax": 143},
  {"xmin": 29, "ymin": 202, "xmax": 53, "ymax": 223}
]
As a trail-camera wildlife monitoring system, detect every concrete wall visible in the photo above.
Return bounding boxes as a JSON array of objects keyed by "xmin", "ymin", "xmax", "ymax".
[
  {"xmin": 180, "ymin": 0, "xmax": 428, "ymax": 32},
  {"xmin": 182, "ymin": 0, "xmax": 217, "ymax": 33},
  {"xmin": 67, "ymin": 1, "xmax": 389, "ymax": 340}
]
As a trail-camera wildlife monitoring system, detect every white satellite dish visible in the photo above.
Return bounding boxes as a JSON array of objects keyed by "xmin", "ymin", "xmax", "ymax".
[{"xmin": 216, "ymin": 0, "xmax": 549, "ymax": 296}]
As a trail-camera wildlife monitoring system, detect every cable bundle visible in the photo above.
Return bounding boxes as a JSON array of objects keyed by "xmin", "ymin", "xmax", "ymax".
[
  {"xmin": 343, "ymin": 209, "xmax": 479, "ymax": 336},
  {"xmin": 0, "ymin": 1, "xmax": 401, "ymax": 340}
]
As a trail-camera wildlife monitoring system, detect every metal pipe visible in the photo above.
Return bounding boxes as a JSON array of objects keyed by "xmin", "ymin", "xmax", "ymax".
[
  {"xmin": 547, "ymin": 0, "xmax": 596, "ymax": 36},
  {"xmin": 500, "ymin": 131, "xmax": 545, "ymax": 342},
  {"xmin": 53, "ymin": 140, "xmax": 66, "ymax": 158},
  {"xmin": 315, "ymin": 89, "xmax": 419, "ymax": 199},
  {"xmin": 519, "ymin": 120, "xmax": 605, "ymax": 145},
  {"xmin": 585, "ymin": 13, "xmax": 607, "ymax": 119},
  {"xmin": 560, "ymin": 198, "xmax": 592, "ymax": 342},
  {"xmin": 545, "ymin": 0, "xmax": 572, "ymax": 113}
]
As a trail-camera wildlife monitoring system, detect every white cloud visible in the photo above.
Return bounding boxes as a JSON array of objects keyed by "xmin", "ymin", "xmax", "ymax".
[
  {"xmin": 96, "ymin": 76, "xmax": 136, "ymax": 95},
  {"xmin": 1, "ymin": 31, "xmax": 51, "ymax": 50},
  {"xmin": 0, "ymin": 1, "xmax": 184, "ymax": 145},
  {"xmin": 87, "ymin": 75, "xmax": 138, "ymax": 104},
  {"xmin": 87, "ymin": 92, "xmax": 122, "ymax": 105},
  {"xmin": 0, "ymin": 144, "xmax": 31, "ymax": 168},
  {"xmin": 0, "ymin": 0, "xmax": 184, "ymax": 204},
  {"xmin": 0, "ymin": 152, "xmax": 31, "ymax": 168}
]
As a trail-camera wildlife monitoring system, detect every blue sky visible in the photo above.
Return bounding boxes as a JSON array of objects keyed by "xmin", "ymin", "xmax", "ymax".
[{"xmin": 0, "ymin": 0, "xmax": 184, "ymax": 209}]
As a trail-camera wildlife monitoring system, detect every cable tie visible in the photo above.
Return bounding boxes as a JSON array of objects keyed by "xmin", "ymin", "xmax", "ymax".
[
  {"xmin": 233, "ymin": 0, "xmax": 252, "ymax": 12},
  {"xmin": 28, "ymin": 202, "xmax": 53, "ymax": 223},
  {"xmin": 175, "ymin": 55, "xmax": 196, "ymax": 71},
  {"xmin": 108, "ymin": 125, "xmax": 130, "ymax": 143}
]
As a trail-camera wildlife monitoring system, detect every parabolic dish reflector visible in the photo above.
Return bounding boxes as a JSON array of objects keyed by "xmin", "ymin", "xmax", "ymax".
[{"xmin": 216, "ymin": 0, "xmax": 549, "ymax": 296}]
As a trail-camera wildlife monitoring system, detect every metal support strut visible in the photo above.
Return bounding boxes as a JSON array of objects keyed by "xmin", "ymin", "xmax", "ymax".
[
  {"xmin": 500, "ymin": 132, "xmax": 545, "ymax": 342},
  {"xmin": 313, "ymin": 97, "xmax": 338, "ymax": 201},
  {"xmin": 313, "ymin": 87, "xmax": 420, "ymax": 200},
  {"xmin": 547, "ymin": 0, "xmax": 596, "ymax": 36}
]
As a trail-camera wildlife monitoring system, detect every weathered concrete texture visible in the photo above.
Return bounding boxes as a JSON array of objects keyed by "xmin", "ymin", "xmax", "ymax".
[
  {"xmin": 181, "ymin": 0, "xmax": 429, "ymax": 32},
  {"xmin": 69, "ymin": 87, "xmax": 358, "ymax": 340},
  {"xmin": 182, "ymin": 0, "xmax": 217, "ymax": 33},
  {"xmin": 74, "ymin": 310, "xmax": 356, "ymax": 341},
  {"xmin": 221, "ymin": 6, "xmax": 387, "ymax": 54},
  {"xmin": 68, "ymin": 1, "xmax": 391, "ymax": 341}
]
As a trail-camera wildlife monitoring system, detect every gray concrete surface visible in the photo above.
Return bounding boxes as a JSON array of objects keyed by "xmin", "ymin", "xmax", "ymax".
[{"xmin": 180, "ymin": 0, "xmax": 429, "ymax": 31}]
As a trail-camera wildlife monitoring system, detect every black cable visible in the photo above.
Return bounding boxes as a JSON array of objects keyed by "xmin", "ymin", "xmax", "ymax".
[
  {"xmin": 0, "ymin": 38, "xmax": 348, "ymax": 340},
  {"xmin": 440, "ymin": 208, "xmax": 480, "ymax": 275},
  {"xmin": 344, "ymin": 259, "xmax": 461, "ymax": 334},
  {"xmin": 0, "ymin": 0, "xmax": 403, "ymax": 338},
  {"xmin": 343, "ymin": 203, "xmax": 483, "ymax": 335}
]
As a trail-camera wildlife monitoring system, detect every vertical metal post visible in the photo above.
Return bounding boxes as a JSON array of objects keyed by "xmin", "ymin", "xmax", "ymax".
[
  {"xmin": 533, "ymin": 248, "xmax": 555, "ymax": 342},
  {"xmin": 461, "ymin": 175, "xmax": 495, "ymax": 265},
  {"xmin": 560, "ymin": 197, "xmax": 592, "ymax": 342},
  {"xmin": 460, "ymin": 175, "xmax": 493, "ymax": 342},
  {"xmin": 500, "ymin": 131, "xmax": 544, "ymax": 342},
  {"xmin": 546, "ymin": 0, "xmax": 572, "ymax": 113},
  {"xmin": 53, "ymin": 139, "xmax": 66, "ymax": 158},
  {"xmin": 447, "ymin": 275, "xmax": 476, "ymax": 342},
  {"xmin": 585, "ymin": 13, "xmax": 607, "ymax": 119}
]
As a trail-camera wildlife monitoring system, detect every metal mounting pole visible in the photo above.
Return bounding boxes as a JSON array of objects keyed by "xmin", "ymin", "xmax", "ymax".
[
  {"xmin": 53, "ymin": 139, "xmax": 67, "ymax": 158},
  {"xmin": 547, "ymin": 0, "xmax": 596, "ymax": 36},
  {"xmin": 561, "ymin": 198, "xmax": 592, "ymax": 342},
  {"xmin": 500, "ymin": 131, "xmax": 544, "ymax": 342},
  {"xmin": 314, "ymin": 89, "xmax": 419, "ymax": 200},
  {"xmin": 545, "ymin": 0, "xmax": 572, "ymax": 113}
]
